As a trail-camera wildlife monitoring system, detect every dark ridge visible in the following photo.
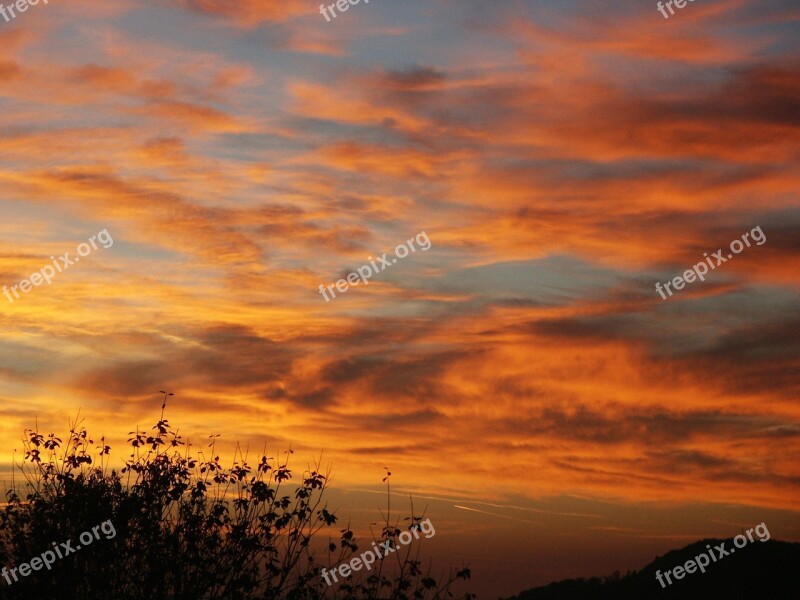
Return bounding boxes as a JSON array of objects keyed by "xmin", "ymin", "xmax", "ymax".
[{"xmin": 502, "ymin": 538, "xmax": 800, "ymax": 600}]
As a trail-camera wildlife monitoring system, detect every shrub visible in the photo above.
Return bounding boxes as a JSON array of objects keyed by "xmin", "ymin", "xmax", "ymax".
[{"xmin": 0, "ymin": 397, "xmax": 472, "ymax": 600}]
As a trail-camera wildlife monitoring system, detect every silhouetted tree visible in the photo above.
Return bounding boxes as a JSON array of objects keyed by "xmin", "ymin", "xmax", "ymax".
[{"xmin": 0, "ymin": 396, "xmax": 472, "ymax": 600}]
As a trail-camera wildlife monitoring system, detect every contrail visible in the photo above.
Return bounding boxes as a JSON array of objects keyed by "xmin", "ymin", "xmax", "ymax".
[{"xmin": 453, "ymin": 505, "xmax": 544, "ymax": 525}]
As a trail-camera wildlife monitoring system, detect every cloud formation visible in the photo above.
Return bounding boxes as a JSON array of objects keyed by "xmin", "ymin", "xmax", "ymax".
[{"xmin": 0, "ymin": 4, "xmax": 798, "ymax": 596}]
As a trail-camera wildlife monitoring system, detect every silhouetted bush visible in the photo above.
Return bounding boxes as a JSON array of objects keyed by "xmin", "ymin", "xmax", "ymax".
[{"xmin": 0, "ymin": 397, "xmax": 472, "ymax": 600}]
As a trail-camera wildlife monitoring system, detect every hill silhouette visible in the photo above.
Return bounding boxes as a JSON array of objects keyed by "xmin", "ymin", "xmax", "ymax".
[{"xmin": 503, "ymin": 538, "xmax": 800, "ymax": 600}]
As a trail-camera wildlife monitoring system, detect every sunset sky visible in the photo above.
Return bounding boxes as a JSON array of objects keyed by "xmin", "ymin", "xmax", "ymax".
[{"xmin": 1, "ymin": 0, "xmax": 799, "ymax": 597}]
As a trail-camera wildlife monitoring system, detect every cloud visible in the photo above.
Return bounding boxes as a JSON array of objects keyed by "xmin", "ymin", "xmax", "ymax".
[
  {"xmin": 170, "ymin": 0, "xmax": 309, "ymax": 26},
  {"xmin": 1, "ymin": 0, "xmax": 799, "ymax": 524}
]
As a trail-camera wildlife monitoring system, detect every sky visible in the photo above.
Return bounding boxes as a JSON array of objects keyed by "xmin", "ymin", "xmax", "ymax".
[{"xmin": 0, "ymin": 0, "xmax": 799, "ymax": 597}]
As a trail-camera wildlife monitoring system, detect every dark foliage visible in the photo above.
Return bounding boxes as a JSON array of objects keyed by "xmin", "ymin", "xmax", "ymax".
[{"xmin": 0, "ymin": 399, "xmax": 472, "ymax": 600}]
